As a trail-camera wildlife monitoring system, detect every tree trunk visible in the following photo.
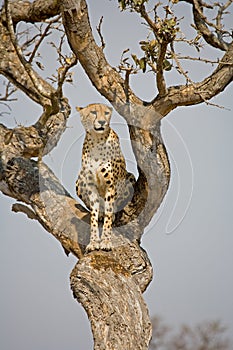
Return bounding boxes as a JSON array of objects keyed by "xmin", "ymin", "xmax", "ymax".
[{"xmin": 71, "ymin": 250, "xmax": 152, "ymax": 350}]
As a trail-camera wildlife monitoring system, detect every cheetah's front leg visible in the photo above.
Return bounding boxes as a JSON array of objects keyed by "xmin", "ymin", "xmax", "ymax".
[
  {"xmin": 100, "ymin": 191, "xmax": 114, "ymax": 251},
  {"xmin": 86, "ymin": 194, "xmax": 100, "ymax": 252}
]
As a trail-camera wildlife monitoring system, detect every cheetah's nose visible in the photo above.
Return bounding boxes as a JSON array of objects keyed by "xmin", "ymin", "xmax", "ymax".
[{"xmin": 98, "ymin": 120, "xmax": 106, "ymax": 127}]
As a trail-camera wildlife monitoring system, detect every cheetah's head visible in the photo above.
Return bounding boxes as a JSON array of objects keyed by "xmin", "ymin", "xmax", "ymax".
[{"xmin": 76, "ymin": 103, "xmax": 113, "ymax": 134}]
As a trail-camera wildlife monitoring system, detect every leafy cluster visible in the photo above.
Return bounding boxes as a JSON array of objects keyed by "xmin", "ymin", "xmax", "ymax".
[
  {"xmin": 118, "ymin": 2, "xmax": 179, "ymax": 75},
  {"xmin": 118, "ymin": 0, "xmax": 149, "ymax": 11},
  {"xmin": 117, "ymin": 0, "xmax": 232, "ymax": 94},
  {"xmin": 132, "ymin": 37, "xmax": 173, "ymax": 73},
  {"xmin": 155, "ymin": 16, "xmax": 179, "ymax": 43}
]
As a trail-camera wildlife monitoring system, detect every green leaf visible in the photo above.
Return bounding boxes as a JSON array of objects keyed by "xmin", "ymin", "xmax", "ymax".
[
  {"xmin": 139, "ymin": 57, "xmax": 147, "ymax": 72},
  {"xmin": 131, "ymin": 54, "xmax": 139, "ymax": 65},
  {"xmin": 163, "ymin": 59, "xmax": 172, "ymax": 71}
]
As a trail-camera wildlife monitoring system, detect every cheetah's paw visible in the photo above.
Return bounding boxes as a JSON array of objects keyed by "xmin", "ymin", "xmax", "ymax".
[
  {"xmin": 100, "ymin": 239, "xmax": 113, "ymax": 251},
  {"xmin": 86, "ymin": 240, "xmax": 100, "ymax": 253}
]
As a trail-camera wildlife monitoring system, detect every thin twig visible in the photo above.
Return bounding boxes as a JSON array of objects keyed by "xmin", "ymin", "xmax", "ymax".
[
  {"xmin": 96, "ymin": 16, "xmax": 106, "ymax": 49},
  {"xmin": 0, "ymin": 81, "xmax": 17, "ymax": 102},
  {"xmin": 21, "ymin": 33, "xmax": 41, "ymax": 52},
  {"xmin": 215, "ymin": 0, "xmax": 233, "ymax": 42},
  {"xmin": 156, "ymin": 41, "xmax": 168, "ymax": 95},
  {"xmin": 175, "ymin": 55, "xmax": 233, "ymax": 65},
  {"xmin": 171, "ymin": 42, "xmax": 192, "ymax": 84},
  {"xmin": 29, "ymin": 17, "xmax": 61, "ymax": 63},
  {"xmin": 57, "ymin": 55, "xmax": 78, "ymax": 98}
]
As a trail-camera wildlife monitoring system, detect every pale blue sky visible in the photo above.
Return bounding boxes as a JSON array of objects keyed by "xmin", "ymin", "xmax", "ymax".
[{"xmin": 1, "ymin": 1, "xmax": 233, "ymax": 349}]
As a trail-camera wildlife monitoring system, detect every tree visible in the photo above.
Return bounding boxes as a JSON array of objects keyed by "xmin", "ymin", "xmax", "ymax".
[
  {"xmin": 149, "ymin": 316, "xmax": 230, "ymax": 350},
  {"xmin": 0, "ymin": 0, "xmax": 232, "ymax": 349}
]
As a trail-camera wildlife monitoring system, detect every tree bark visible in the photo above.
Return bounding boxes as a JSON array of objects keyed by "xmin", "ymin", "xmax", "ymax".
[{"xmin": 70, "ymin": 251, "xmax": 152, "ymax": 350}]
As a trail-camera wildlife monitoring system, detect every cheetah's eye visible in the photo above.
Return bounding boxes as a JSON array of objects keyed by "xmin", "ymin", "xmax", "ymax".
[
  {"xmin": 105, "ymin": 111, "xmax": 110, "ymax": 115},
  {"xmin": 91, "ymin": 111, "xmax": 97, "ymax": 115}
]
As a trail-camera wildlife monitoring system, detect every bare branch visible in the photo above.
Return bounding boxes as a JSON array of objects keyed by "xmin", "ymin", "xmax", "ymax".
[
  {"xmin": 152, "ymin": 41, "xmax": 233, "ymax": 115},
  {"xmin": 96, "ymin": 16, "xmax": 106, "ymax": 50},
  {"xmin": 175, "ymin": 55, "xmax": 227, "ymax": 65},
  {"xmin": 4, "ymin": 0, "xmax": 52, "ymax": 100},
  {"xmin": 156, "ymin": 41, "xmax": 168, "ymax": 95},
  {"xmin": 0, "ymin": 81, "xmax": 17, "ymax": 102},
  {"xmin": 215, "ymin": 0, "xmax": 233, "ymax": 42},
  {"xmin": 1, "ymin": 3, "xmax": 73, "ymax": 120},
  {"xmin": 191, "ymin": 0, "xmax": 229, "ymax": 51},
  {"xmin": 46, "ymin": 30, "xmax": 78, "ymax": 98},
  {"xmin": 0, "ymin": 20, "xmax": 51, "ymax": 106},
  {"xmin": 5, "ymin": 0, "xmax": 60, "ymax": 24},
  {"xmin": 117, "ymin": 49, "xmax": 140, "ymax": 100},
  {"xmin": 28, "ymin": 16, "xmax": 61, "ymax": 63},
  {"xmin": 12, "ymin": 203, "xmax": 38, "ymax": 220},
  {"xmin": 171, "ymin": 42, "xmax": 194, "ymax": 84},
  {"xmin": 61, "ymin": 0, "xmax": 143, "ymax": 109},
  {"xmin": 57, "ymin": 54, "xmax": 78, "ymax": 98},
  {"xmin": 170, "ymin": 44, "xmax": 232, "ymax": 110}
]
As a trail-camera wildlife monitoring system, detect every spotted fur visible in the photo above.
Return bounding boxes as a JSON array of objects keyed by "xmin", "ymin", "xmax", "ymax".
[{"xmin": 76, "ymin": 103, "xmax": 135, "ymax": 252}]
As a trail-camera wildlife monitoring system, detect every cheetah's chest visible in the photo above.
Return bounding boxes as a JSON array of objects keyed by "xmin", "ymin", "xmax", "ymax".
[
  {"xmin": 81, "ymin": 138, "xmax": 126, "ymax": 195},
  {"xmin": 83, "ymin": 143, "xmax": 111, "ymax": 173}
]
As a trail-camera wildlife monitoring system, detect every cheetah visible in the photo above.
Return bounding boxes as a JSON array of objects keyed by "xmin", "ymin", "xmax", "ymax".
[{"xmin": 76, "ymin": 103, "xmax": 135, "ymax": 252}]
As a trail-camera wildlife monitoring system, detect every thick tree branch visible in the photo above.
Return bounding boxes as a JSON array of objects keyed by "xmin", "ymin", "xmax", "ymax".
[
  {"xmin": 4, "ymin": 0, "xmax": 53, "ymax": 101},
  {"xmin": 151, "ymin": 41, "xmax": 233, "ymax": 115},
  {"xmin": 181, "ymin": 0, "xmax": 230, "ymax": 51},
  {"xmin": 1, "ymin": 101, "xmax": 70, "ymax": 161},
  {"xmin": 1, "ymin": 0, "xmax": 60, "ymax": 24},
  {"xmin": 12, "ymin": 202, "xmax": 39, "ymax": 220},
  {"xmin": 0, "ymin": 19, "xmax": 55, "ymax": 106},
  {"xmin": 61, "ymin": 0, "xmax": 142, "ymax": 110},
  {"xmin": 192, "ymin": 0, "xmax": 229, "ymax": 51}
]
